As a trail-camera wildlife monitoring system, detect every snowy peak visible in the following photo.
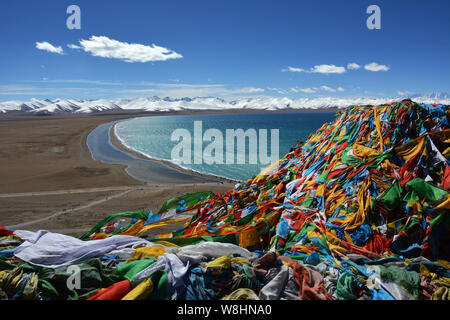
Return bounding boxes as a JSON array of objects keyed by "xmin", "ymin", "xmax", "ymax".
[
  {"xmin": 0, "ymin": 93, "xmax": 449, "ymax": 114},
  {"xmin": 420, "ymin": 92, "xmax": 449, "ymax": 99},
  {"xmin": 410, "ymin": 92, "xmax": 450, "ymax": 101}
]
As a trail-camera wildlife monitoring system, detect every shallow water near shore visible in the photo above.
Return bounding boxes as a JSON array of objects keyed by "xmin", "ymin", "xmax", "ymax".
[
  {"xmin": 114, "ymin": 112, "xmax": 336, "ymax": 181},
  {"xmin": 86, "ymin": 120, "xmax": 220, "ymax": 184}
]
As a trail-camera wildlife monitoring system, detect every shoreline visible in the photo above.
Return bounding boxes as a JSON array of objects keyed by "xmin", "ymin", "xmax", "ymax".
[{"xmin": 108, "ymin": 120, "xmax": 241, "ymax": 185}]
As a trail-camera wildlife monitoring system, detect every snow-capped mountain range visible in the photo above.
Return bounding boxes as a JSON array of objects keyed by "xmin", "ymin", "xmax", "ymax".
[{"xmin": 0, "ymin": 93, "xmax": 449, "ymax": 114}]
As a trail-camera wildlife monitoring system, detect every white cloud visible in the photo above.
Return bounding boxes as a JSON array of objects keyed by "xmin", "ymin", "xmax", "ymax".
[
  {"xmin": 140, "ymin": 82, "xmax": 224, "ymax": 89},
  {"xmin": 67, "ymin": 44, "xmax": 82, "ymax": 49},
  {"xmin": 310, "ymin": 64, "xmax": 346, "ymax": 74},
  {"xmin": 337, "ymin": 87, "xmax": 345, "ymax": 92},
  {"xmin": 282, "ymin": 66, "xmax": 305, "ymax": 72},
  {"xmin": 347, "ymin": 63, "xmax": 360, "ymax": 70},
  {"xmin": 21, "ymin": 79, "xmax": 123, "ymax": 86},
  {"xmin": 267, "ymin": 87, "xmax": 289, "ymax": 94},
  {"xmin": 39, "ymin": 79, "xmax": 123, "ymax": 86},
  {"xmin": 300, "ymin": 88, "xmax": 316, "ymax": 93},
  {"xmin": 76, "ymin": 36, "xmax": 183, "ymax": 63},
  {"xmin": 364, "ymin": 62, "xmax": 390, "ymax": 72},
  {"xmin": 267, "ymin": 87, "xmax": 298, "ymax": 94},
  {"xmin": 122, "ymin": 83, "xmax": 264, "ymax": 98},
  {"xmin": 320, "ymin": 85, "xmax": 337, "ymax": 92},
  {"xmin": 0, "ymin": 84, "xmax": 112, "ymax": 96},
  {"xmin": 235, "ymin": 87, "xmax": 264, "ymax": 93},
  {"xmin": 35, "ymin": 41, "xmax": 64, "ymax": 54},
  {"xmin": 282, "ymin": 64, "xmax": 346, "ymax": 74}
]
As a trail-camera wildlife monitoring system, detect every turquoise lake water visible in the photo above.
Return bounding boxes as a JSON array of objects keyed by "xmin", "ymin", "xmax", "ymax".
[{"xmin": 114, "ymin": 112, "xmax": 336, "ymax": 181}]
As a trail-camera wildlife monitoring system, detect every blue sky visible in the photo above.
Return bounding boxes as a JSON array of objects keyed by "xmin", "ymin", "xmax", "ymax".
[{"xmin": 0, "ymin": 0, "xmax": 449, "ymax": 100}]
